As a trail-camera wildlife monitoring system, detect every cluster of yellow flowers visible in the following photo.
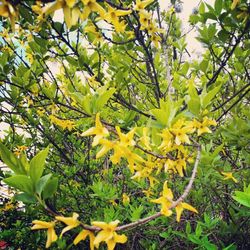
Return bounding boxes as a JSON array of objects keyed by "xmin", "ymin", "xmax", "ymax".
[
  {"xmin": 49, "ymin": 114, "xmax": 75, "ymax": 130},
  {"xmin": 0, "ymin": 0, "xmax": 163, "ymax": 47},
  {"xmin": 32, "ymin": 215, "xmax": 126, "ymax": 250},
  {"xmin": 81, "ymin": 113, "xmax": 216, "ymax": 188}
]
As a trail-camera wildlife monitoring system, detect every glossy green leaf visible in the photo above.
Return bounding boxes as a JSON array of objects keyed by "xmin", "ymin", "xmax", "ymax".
[
  {"xmin": 4, "ymin": 175, "xmax": 33, "ymax": 195},
  {"xmin": 30, "ymin": 146, "xmax": 49, "ymax": 184},
  {"xmin": 42, "ymin": 177, "xmax": 58, "ymax": 199},
  {"xmin": 0, "ymin": 142, "xmax": 26, "ymax": 175},
  {"xmin": 232, "ymin": 191, "xmax": 250, "ymax": 208},
  {"xmin": 36, "ymin": 173, "xmax": 52, "ymax": 195}
]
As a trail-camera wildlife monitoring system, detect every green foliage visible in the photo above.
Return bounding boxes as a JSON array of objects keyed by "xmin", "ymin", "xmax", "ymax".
[{"xmin": 0, "ymin": 0, "xmax": 249, "ymax": 249}]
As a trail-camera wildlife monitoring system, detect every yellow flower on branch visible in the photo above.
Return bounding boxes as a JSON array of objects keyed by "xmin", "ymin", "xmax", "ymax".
[
  {"xmin": 92, "ymin": 220, "xmax": 127, "ymax": 250},
  {"xmin": 171, "ymin": 126, "xmax": 191, "ymax": 145},
  {"xmin": 139, "ymin": 10, "xmax": 151, "ymax": 29},
  {"xmin": 221, "ymin": 172, "xmax": 238, "ymax": 183},
  {"xmin": 0, "ymin": 0, "xmax": 17, "ymax": 30},
  {"xmin": 31, "ymin": 220, "xmax": 58, "ymax": 248},
  {"xmin": 74, "ymin": 229, "xmax": 95, "ymax": 250},
  {"xmin": 116, "ymin": 126, "xmax": 136, "ymax": 147},
  {"xmin": 193, "ymin": 117, "xmax": 217, "ymax": 136},
  {"xmin": 43, "ymin": 0, "xmax": 79, "ymax": 28},
  {"xmin": 104, "ymin": 5, "xmax": 131, "ymax": 32},
  {"xmin": 55, "ymin": 212, "xmax": 80, "ymax": 237},
  {"xmin": 151, "ymin": 181, "xmax": 173, "ymax": 216},
  {"xmin": 81, "ymin": 113, "xmax": 109, "ymax": 146},
  {"xmin": 151, "ymin": 181, "xmax": 198, "ymax": 221},
  {"xmin": 81, "ymin": 0, "xmax": 106, "ymax": 20},
  {"xmin": 175, "ymin": 202, "xmax": 198, "ymax": 222},
  {"xmin": 134, "ymin": 0, "xmax": 155, "ymax": 11}
]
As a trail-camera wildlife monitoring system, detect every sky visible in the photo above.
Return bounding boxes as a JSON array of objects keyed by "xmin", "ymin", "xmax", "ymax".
[{"xmin": 159, "ymin": 0, "xmax": 215, "ymax": 54}]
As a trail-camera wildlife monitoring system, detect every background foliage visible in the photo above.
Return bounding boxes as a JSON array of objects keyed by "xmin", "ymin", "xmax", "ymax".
[{"xmin": 0, "ymin": 0, "xmax": 249, "ymax": 249}]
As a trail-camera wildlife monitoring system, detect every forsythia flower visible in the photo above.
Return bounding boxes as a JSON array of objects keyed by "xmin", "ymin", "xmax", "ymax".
[
  {"xmin": 0, "ymin": 0, "xmax": 17, "ymax": 30},
  {"xmin": 43, "ymin": 0, "xmax": 80, "ymax": 28},
  {"xmin": 104, "ymin": 5, "xmax": 131, "ymax": 32},
  {"xmin": 74, "ymin": 229, "xmax": 95, "ymax": 250},
  {"xmin": 31, "ymin": 220, "xmax": 57, "ymax": 248},
  {"xmin": 55, "ymin": 212, "xmax": 80, "ymax": 237},
  {"xmin": 134, "ymin": 0, "xmax": 155, "ymax": 11},
  {"xmin": 151, "ymin": 181, "xmax": 198, "ymax": 221},
  {"xmin": 151, "ymin": 181, "xmax": 173, "ymax": 216},
  {"xmin": 175, "ymin": 202, "xmax": 198, "ymax": 222},
  {"xmin": 81, "ymin": 113, "xmax": 109, "ymax": 146},
  {"xmin": 193, "ymin": 117, "xmax": 217, "ymax": 136},
  {"xmin": 81, "ymin": 0, "xmax": 106, "ymax": 20},
  {"xmin": 92, "ymin": 220, "xmax": 127, "ymax": 250},
  {"xmin": 221, "ymin": 172, "xmax": 238, "ymax": 183}
]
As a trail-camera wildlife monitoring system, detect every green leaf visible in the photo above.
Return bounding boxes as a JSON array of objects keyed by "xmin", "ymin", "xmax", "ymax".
[
  {"xmin": 4, "ymin": 175, "xmax": 33, "ymax": 195},
  {"xmin": 232, "ymin": 191, "xmax": 250, "ymax": 208},
  {"xmin": 188, "ymin": 98, "xmax": 201, "ymax": 115},
  {"xmin": 95, "ymin": 87, "xmax": 116, "ymax": 111},
  {"xmin": 36, "ymin": 173, "xmax": 52, "ymax": 195},
  {"xmin": 201, "ymin": 84, "xmax": 221, "ymax": 108},
  {"xmin": 42, "ymin": 177, "xmax": 58, "ymax": 199},
  {"xmin": 15, "ymin": 193, "xmax": 36, "ymax": 204},
  {"xmin": 186, "ymin": 221, "xmax": 192, "ymax": 235},
  {"xmin": 0, "ymin": 142, "xmax": 26, "ymax": 174},
  {"xmin": 214, "ymin": 0, "xmax": 222, "ymax": 15},
  {"xmin": 30, "ymin": 146, "xmax": 50, "ymax": 184}
]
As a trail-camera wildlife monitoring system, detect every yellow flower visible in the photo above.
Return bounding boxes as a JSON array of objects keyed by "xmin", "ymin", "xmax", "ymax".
[
  {"xmin": 43, "ymin": 0, "xmax": 79, "ymax": 28},
  {"xmin": 151, "ymin": 34, "xmax": 161, "ymax": 48},
  {"xmin": 104, "ymin": 5, "xmax": 131, "ymax": 32},
  {"xmin": 55, "ymin": 212, "xmax": 80, "ymax": 237},
  {"xmin": 175, "ymin": 202, "xmax": 198, "ymax": 222},
  {"xmin": 139, "ymin": 10, "xmax": 151, "ymax": 29},
  {"xmin": 122, "ymin": 193, "xmax": 130, "ymax": 205},
  {"xmin": 81, "ymin": 0, "xmax": 106, "ymax": 20},
  {"xmin": 221, "ymin": 172, "xmax": 238, "ymax": 183},
  {"xmin": 74, "ymin": 229, "xmax": 95, "ymax": 250},
  {"xmin": 92, "ymin": 220, "xmax": 127, "ymax": 250},
  {"xmin": 158, "ymin": 128, "xmax": 173, "ymax": 151},
  {"xmin": 134, "ymin": 0, "xmax": 154, "ymax": 11},
  {"xmin": 0, "ymin": 0, "xmax": 17, "ymax": 30},
  {"xmin": 151, "ymin": 182, "xmax": 198, "ymax": 221},
  {"xmin": 116, "ymin": 126, "xmax": 136, "ymax": 147},
  {"xmin": 193, "ymin": 117, "xmax": 217, "ymax": 136},
  {"xmin": 96, "ymin": 139, "xmax": 114, "ymax": 158},
  {"xmin": 31, "ymin": 220, "xmax": 58, "ymax": 248},
  {"xmin": 171, "ymin": 126, "xmax": 191, "ymax": 145},
  {"xmin": 151, "ymin": 181, "xmax": 173, "ymax": 216},
  {"xmin": 81, "ymin": 113, "xmax": 109, "ymax": 146}
]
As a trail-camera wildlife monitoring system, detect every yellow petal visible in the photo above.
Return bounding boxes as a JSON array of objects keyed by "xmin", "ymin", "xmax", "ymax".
[
  {"xmin": 81, "ymin": 127, "xmax": 96, "ymax": 136},
  {"xmin": 74, "ymin": 229, "xmax": 94, "ymax": 249},
  {"xmin": 114, "ymin": 232, "xmax": 127, "ymax": 243},
  {"xmin": 63, "ymin": 5, "xmax": 72, "ymax": 28},
  {"xmin": 94, "ymin": 230, "xmax": 112, "ymax": 246},
  {"xmin": 175, "ymin": 204, "xmax": 184, "ymax": 222},
  {"xmin": 66, "ymin": 0, "xmax": 76, "ymax": 8},
  {"xmin": 46, "ymin": 227, "xmax": 58, "ymax": 248},
  {"xmin": 0, "ymin": 6, "xmax": 9, "ymax": 17},
  {"xmin": 182, "ymin": 202, "xmax": 198, "ymax": 213}
]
